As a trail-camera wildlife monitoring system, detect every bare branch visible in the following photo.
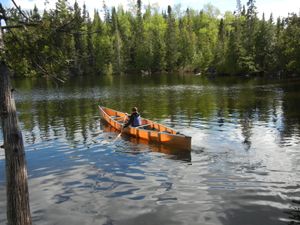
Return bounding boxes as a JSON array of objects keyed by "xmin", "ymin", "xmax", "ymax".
[
  {"xmin": 11, "ymin": 0, "xmax": 31, "ymax": 22},
  {"xmin": 1, "ymin": 23, "xmax": 39, "ymax": 30},
  {"xmin": 33, "ymin": 58, "xmax": 66, "ymax": 84}
]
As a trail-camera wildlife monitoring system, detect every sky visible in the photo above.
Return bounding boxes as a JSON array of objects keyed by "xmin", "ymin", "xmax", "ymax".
[{"xmin": 1, "ymin": 0, "xmax": 300, "ymax": 19}]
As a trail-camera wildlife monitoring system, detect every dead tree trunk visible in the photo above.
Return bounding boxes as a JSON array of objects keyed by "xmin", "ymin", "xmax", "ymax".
[
  {"xmin": 0, "ymin": 61, "xmax": 32, "ymax": 225},
  {"xmin": 0, "ymin": 18, "xmax": 32, "ymax": 225}
]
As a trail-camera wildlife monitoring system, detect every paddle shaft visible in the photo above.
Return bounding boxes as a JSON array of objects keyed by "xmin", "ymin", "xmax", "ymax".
[{"xmin": 113, "ymin": 115, "xmax": 127, "ymax": 142}]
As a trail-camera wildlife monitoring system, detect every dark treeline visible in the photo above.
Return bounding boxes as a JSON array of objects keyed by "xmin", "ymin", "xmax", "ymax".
[{"xmin": 2, "ymin": 0, "xmax": 300, "ymax": 78}]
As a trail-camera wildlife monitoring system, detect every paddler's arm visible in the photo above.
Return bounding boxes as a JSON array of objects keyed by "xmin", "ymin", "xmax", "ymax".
[{"xmin": 123, "ymin": 113, "xmax": 133, "ymax": 128}]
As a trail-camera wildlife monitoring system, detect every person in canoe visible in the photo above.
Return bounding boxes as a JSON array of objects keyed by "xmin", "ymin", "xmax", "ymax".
[{"xmin": 123, "ymin": 107, "xmax": 142, "ymax": 128}]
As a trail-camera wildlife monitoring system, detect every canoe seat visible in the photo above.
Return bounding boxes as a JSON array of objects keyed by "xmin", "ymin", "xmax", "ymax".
[
  {"xmin": 161, "ymin": 130, "xmax": 171, "ymax": 134},
  {"xmin": 111, "ymin": 115, "xmax": 126, "ymax": 120},
  {"xmin": 135, "ymin": 124, "xmax": 151, "ymax": 128}
]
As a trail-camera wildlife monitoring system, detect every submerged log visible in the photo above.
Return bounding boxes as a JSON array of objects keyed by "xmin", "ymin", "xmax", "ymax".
[{"xmin": 0, "ymin": 61, "xmax": 32, "ymax": 225}]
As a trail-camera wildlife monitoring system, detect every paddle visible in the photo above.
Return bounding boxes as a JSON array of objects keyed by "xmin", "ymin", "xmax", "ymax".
[{"xmin": 112, "ymin": 114, "xmax": 127, "ymax": 142}]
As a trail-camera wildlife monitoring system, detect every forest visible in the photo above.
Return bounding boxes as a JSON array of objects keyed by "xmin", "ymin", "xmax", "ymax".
[{"xmin": 1, "ymin": 0, "xmax": 300, "ymax": 79}]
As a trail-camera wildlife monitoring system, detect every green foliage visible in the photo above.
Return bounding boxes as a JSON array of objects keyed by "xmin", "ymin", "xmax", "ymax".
[
  {"xmin": 280, "ymin": 14, "xmax": 300, "ymax": 74},
  {"xmin": 254, "ymin": 14, "xmax": 276, "ymax": 73},
  {"xmin": 149, "ymin": 11, "xmax": 167, "ymax": 72},
  {"xmin": 178, "ymin": 9, "xmax": 196, "ymax": 71},
  {"xmin": 165, "ymin": 6, "xmax": 179, "ymax": 72},
  {"xmin": 2, "ymin": 0, "xmax": 300, "ymax": 78}
]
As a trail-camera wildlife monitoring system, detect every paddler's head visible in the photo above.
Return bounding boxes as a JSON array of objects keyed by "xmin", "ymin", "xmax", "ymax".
[{"xmin": 132, "ymin": 107, "xmax": 138, "ymax": 113}]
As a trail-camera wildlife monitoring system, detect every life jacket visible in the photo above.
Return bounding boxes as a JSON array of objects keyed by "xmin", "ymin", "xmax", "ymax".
[{"xmin": 132, "ymin": 113, "xmax": 141, "ymax": 127}]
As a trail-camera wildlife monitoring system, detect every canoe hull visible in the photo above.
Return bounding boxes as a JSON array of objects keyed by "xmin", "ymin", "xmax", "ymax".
[{"xmin": 99, "ymin": 106, "xmax": 191, "ymax": 151}]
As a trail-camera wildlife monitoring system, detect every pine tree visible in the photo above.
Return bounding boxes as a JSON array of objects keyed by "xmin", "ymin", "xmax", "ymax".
[
  {"xmin": 236, "ymin": 0, "xmax": 242, "ymax": 15},
  {"xmin": 86, "ymin": 17, "xmax": 94, "ymax": 68},
  {"xmin": 150, "ymin": 10, "xmax": 167, "ymax": 72},
  {"xmin": 239, "ymin": 0, "xmax": 259, "ymax": 74},
  {"xmin": 31, "ymin": 5, "xmax": 41, "ymax": 21},
  {"xmin": 193, "ymin": 8, "xmax": 218, "ymax": 73},
  {"xmin": 165, "ymin": 5, "xmax": 179, "ymax": 72},
  {"xmin": 178, "ymin": 9, "xmax": 196, "ymax": 71},
  {"xmin": 72, "ymin": 1, "xmax": 85, "ymax": 74},
  {"xmin": 111, "ymin": 7, "xmax": 123, "ymax": 74},
  {"xmin": 115, "ymin": 7, "xmax": 133, "ymax": 72},
  {"xmin": 226, "ymin": 19, "xmax": 244, "ymax": 74},
  {"xmin": 133, "ymin": 0, "xmax": 149, "ymax": 72},
  {"xmin": 281, "ymin": 14, "xmax": 300, "ymax": 75},
  {"xmin": 255, "ymin": 13, "xmax": 275, "ymax": 74},
  {"xmin": 214, "ymin": 18, "xmax": 226, "ymax": 73}
]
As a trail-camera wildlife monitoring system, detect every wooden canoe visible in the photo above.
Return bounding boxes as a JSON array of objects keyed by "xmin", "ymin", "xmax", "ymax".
[{"xmin": 99, "ymin": 106, "xmax": 191, "ymax": 151}]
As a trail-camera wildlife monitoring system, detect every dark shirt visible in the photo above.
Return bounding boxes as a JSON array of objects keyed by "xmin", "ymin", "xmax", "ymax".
[{"xmin": 124, "ymin": 112, "xmax": 140, "ymax": 128}]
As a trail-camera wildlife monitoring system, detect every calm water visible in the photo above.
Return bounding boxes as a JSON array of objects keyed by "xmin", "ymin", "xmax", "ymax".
[{"xmin": 0, "ymin": 74, "xmax": 300, "ymax": 225}]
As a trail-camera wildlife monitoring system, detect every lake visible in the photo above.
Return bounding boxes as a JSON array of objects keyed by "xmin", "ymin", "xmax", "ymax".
[{"xmin": 0, "ymin": 74, "xmax": 300, "ymax": 225}]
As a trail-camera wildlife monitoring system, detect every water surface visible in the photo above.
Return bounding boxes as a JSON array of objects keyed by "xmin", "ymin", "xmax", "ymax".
[{"xmin": 0, "ymin": 74, "xmax": 300, "ymax": 225}]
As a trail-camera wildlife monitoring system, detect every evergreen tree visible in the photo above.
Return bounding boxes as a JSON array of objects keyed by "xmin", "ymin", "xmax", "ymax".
[
  {"xmin": 111, "ymin": 7, "xmax": 123, "ymax": 74},
  {"xmin": 236, "ymin": 0, "xmax": 242, "ymax": 15},
  {"xmin": 226, "ymin": 18, "xmax": 245, "ymax": 74},
  {"xmin": 115, "ymin": 7, "xmax": 133, "ymax": 72},
  {"xmin": 242, "ymin": 0, "xmax": 258, "ymax": 73},
  {"xmin": 281, "ymin": 14, "xmax": 300, "ymax": 74},
  {"xmin": 150, "ymin": 10, "xmax": 167, "ymax": 72},
  {"xmin": 193, "ymin": 8, "xmax": 218, "ymax": 72},
  {"xmin": 273, "ymin": 17, "xmax": 285, "ymax": 74},
  {"xmin": 214, "ymin": 18, "xmax": 227, "ymax": 73},
  {"xmin": 255, "ymin": 13, "xmax": 275, "ymax": 73},
  {"xmin": 178, "ymin": 9, "xmax": 196, "ymax": 71},
  {"xmin": 92, "ymin": 10, "xmax": 113, "ymax": 74},
  {"xmin": 86, "ymin": 17, "xmax": 94, "ymax": 68},
  {"xmin": 31, "ymin": 5, "xmax": 41, "ymax": 21},
  {"xmin": 165, "ymin": 5, "xmax": 179, "ymax": 72},
  {"xmin": 133, "ymin": 0, "xmax": 149, "ymax": 71},
  {"xmin": 72, "ymin": 1, "xmax": 85, "ymax": 74}
]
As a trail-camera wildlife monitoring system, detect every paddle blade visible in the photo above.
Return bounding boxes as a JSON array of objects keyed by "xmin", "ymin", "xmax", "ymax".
[{"xmin": 112, "ymin": 132, "xmax": 122, "ymax": 143}]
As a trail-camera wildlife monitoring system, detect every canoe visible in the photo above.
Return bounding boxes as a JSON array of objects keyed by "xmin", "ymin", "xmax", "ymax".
[{"xmin": 99, "ymin": 106, "xmax": 191, "ymax": 151}]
